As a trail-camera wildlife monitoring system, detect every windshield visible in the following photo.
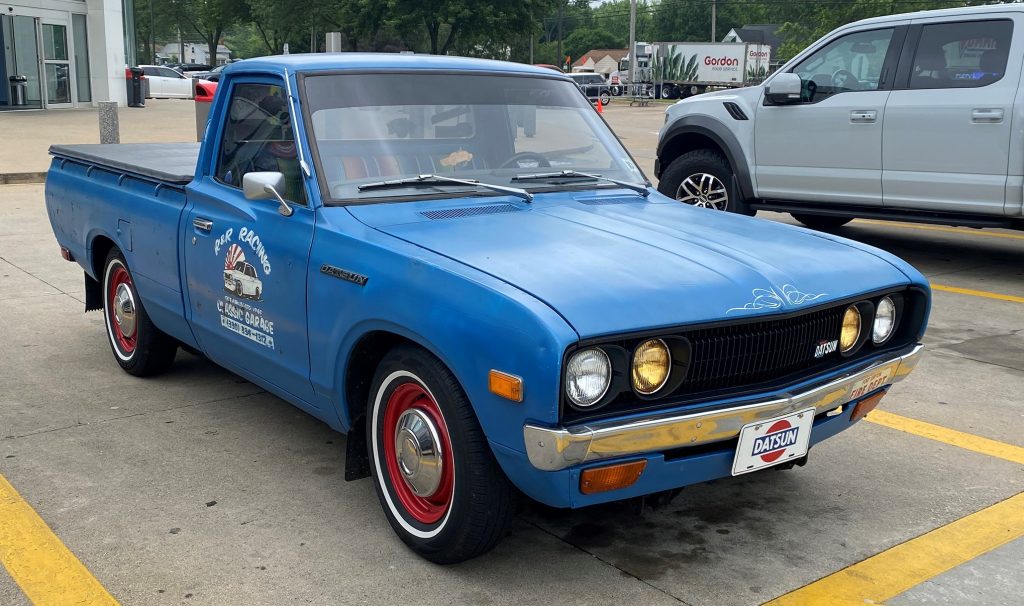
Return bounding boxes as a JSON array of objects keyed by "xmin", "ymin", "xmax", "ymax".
[{"xmin": 302, "ymin": 72, "xmax": 644, "ymax": 202}]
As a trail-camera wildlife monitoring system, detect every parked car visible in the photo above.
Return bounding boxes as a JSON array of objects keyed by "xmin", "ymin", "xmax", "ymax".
[
  {"xmin": 138, "ymin": 65, "xmax": 194, "ymax": 99},
  {"xmin": 567, "ymin": 72, "xmax": 613, "ymax": 105},
  {"xmin": 45, "ymin": 54, "xmax": 928, "ymax": 564},
  {"xmin": 190, "ymin": 64, "xmax": 228, "ymax": 82},
  {"xmin": 657, "ymin": 4, "xmax": 1024, "ymax": 231}
]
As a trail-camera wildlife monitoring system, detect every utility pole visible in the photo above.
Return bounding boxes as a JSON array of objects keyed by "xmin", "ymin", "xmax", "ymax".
[
  {"xmin": 628, "ymin": 0, "xmax": 637, "ymax": 91},
  {"xmin": 529, "ymin": 9, "xmax": 534, "ymax": 63},
  {"xmin": 711, "ymin": 0, "xmax": 717, "ymax": 42},
  {"xmin": 557, "ymin": 2, "xmax": 564, "ymax": 70}
]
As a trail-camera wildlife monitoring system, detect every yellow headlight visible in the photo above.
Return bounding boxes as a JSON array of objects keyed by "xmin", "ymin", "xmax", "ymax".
[
  {"xmin": 840, "ymin": 305, "xmax": 862, "ymax": 353},
  {"xmin": 632, "ymin": 339, "xmax": 671, "ymax": 394}
]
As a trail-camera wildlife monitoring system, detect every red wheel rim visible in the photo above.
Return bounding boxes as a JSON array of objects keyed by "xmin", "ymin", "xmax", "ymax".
[
  {"xmin": 107, "ymin": 265, "xmax": 137, "ymax": 355},
  {"xmin": 382, "ymin": 382, "xmax": 454, "ymax": 525}
]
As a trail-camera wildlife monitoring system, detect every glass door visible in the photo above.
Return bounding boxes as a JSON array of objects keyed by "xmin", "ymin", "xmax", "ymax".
[
  {"xmin": 11, "ymin": 16, "xmax": 43, "ymax": 109},
  {"xmin": 41, "ymin": 22, "xmax": 72, "ymax": 107}
]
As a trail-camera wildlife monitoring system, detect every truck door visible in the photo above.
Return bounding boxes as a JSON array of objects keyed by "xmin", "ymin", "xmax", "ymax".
[
  {"xmin": 882, "ymin": 17, "xmax": 1019, "ymax": 216},
  {"xmin": 754, "ymin": 25, "xmax": 905, "ymax": 206},
  {"xmin": 183, "ymin": 78, "xmax": 318, "ymax": 405}
]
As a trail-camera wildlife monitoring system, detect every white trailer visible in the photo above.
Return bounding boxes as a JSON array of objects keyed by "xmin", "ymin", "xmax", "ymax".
[{"xmin": 620, "ymin": 42, "xmax": 772, "ymax": 99}]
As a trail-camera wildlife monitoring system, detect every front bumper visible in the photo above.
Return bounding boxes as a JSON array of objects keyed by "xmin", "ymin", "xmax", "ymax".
[{"xmin": 524, "ymin": 344, "xmax": 924, "ymax": 472}]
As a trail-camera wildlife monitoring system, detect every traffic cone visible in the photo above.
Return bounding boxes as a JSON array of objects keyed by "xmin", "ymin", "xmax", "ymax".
[{"xmin": 596, "ymin": 97, "xmax": 603, "ymax": 114}]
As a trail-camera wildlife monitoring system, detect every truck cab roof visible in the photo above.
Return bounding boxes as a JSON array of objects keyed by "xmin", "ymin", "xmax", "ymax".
[{"xmin": 224, "ymin": 53, "xmax": 569, "ymax": 79}]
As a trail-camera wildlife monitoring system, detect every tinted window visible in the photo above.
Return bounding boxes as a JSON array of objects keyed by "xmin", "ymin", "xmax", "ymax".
[
  {"xmin": 159, "ymin": 68, "xmax": 181, "ymax": 79},
  {"xmin": 792, "ymin": 28, "xmax": 894, "ymax": 100},
  {"xmin": 216, "ymin": 82, "xmax": 306, "ymax": 204},
  {"xmin": 142, "ymin": 67, "xmax": 158, "ymax": 77},
  {"xmin": 909, "ymin": 20, "xmax": 1013, "ymax": 89}
]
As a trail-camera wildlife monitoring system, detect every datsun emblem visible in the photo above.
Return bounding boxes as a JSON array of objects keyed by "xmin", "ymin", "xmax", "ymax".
[{"xmin": 814, "ymin": 339, "xmax": 838, "ymax": 358}]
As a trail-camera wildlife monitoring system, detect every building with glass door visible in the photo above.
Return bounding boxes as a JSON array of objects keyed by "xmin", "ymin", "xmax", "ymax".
[{"xmin": 1, "ymin": 0, "xmax": 135, "ymax": 110}]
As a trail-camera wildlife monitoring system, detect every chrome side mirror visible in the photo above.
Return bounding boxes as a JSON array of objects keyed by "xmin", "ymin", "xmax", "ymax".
[
  {"xmin": 242, "ymin": 171, "xmax": 293, "ymax": 217},
  {"xmin": 766, "ymin": 72, "xmax": 803, "ymax": 105}
]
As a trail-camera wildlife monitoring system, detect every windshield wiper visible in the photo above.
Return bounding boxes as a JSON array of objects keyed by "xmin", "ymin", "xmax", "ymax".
[
  {"xmin": 358, "ymin": 174, "xmax": 533, "ymax": 203},
  {"xmin": 511, "ymin": 170, "xmax": 649, "ymax": 197}
]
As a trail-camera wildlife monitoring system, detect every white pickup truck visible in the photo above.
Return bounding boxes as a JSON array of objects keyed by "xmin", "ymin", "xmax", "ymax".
[{"xmin": 656, "ymin": 4, "xmax": 1024, "ymax": 231}]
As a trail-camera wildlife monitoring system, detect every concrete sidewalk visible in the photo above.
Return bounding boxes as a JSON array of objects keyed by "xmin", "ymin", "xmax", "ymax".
[{"xmin": 0, "ymin": 100, "xmax": 198, "ymax": 179}]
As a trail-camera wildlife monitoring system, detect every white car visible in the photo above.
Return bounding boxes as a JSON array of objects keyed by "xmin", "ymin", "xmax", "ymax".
[
  {"xmin": 139, "ymin": 65, "xmax": 194, "ymax": 99},
  {"xmin": 224, "ymin": 261, "xmax": 263, "ymax": 299}
]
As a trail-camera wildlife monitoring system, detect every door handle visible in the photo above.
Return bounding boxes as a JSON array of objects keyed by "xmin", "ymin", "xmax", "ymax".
[
  {"xmin": 850, "ymin": 110, "xmax": 877, "ymax": 123},
  {"xmin": 971, "ymin": 108, "xmax": 1004, "ymax": 123},
  {"xmin": 193, "ymin": 217, "xmax": 213, "ymax": 232}
]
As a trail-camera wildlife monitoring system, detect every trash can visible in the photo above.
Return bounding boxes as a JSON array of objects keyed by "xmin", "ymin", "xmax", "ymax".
[
  {"xmin": 194, "ymin": 80, "xmax": 218, "ymax": 141},
  {"xmin": 126, "ymin": 67, "xmax": 145, "ymax": 108},
  {"xmin": 9, "ymin": 75, "xmax": 27, "ymax": 106}
]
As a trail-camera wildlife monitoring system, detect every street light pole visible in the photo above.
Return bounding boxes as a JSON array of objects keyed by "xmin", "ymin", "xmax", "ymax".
[{"xmin": 628, "ymin": 0, "xmax": 636, "ymax": 93}]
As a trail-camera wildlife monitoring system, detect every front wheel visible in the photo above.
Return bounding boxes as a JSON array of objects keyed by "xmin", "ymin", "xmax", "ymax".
[
  {"xmin": 791, "ymin": 214, "xmax": 853, "ymax": 230},
  {"xmin": 368, "ymin": 346, "xmax": 515, "ymax": 563},
  {"xmin": 657, "ymin": 149, "xmax": 753, "ymax": 215},
  {"xmin": 102, "ymin": 249, "xmax": 177, "ymax": 376}
]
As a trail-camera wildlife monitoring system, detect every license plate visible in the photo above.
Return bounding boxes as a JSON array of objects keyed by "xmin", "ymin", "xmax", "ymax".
[
  {"xmin": 732, "ymin": 408, "xmax": 814, "ymax": 476},
  {"xmin": 849, "ymin": 368, "xmax": 893, "ymax": 400}
]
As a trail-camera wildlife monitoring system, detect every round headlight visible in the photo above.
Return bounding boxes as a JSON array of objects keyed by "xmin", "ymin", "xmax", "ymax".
[
  {"xmin": 632, "ymin": 339, "xmax": 671, "ymax": 395},
  {"xmin": 840, "ymin": 305, "xmax": 862, "ymax": 353},
  {"xmin": 566, "ymin": 348, "xmax": 611, "ymax": 408},
  {"xmin": 873, "ymin": 296, "xmax": 897, "ymax": 344}
]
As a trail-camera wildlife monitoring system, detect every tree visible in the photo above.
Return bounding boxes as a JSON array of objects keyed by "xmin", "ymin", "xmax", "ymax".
[
  {"xmin": 563, "ymin": 28, "xmax": 621, "ymax": 62},
  {"xmin": 167, "ymin": 0, "xmax": 250, "ymax": 64}
]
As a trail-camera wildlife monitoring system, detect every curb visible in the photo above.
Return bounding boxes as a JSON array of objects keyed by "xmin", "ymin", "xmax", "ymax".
[{"xmin": 0, "ymin": 172, "xmax": 47, "ymax": 185}]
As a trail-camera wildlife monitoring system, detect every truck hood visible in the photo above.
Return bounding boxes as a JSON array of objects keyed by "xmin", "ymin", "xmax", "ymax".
[{"xmin": 347, "ymin": 194, "xmax": 912, "ymax": 337}]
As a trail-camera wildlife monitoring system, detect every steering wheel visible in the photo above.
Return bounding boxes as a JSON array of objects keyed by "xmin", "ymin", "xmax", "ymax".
[
  {"xmin": 500, "ymin": 152, "xmax": 551, "ymax": 169},
  {"xmin": 831, "ymin": 69, "xmax": 861, "ymax": 91}
]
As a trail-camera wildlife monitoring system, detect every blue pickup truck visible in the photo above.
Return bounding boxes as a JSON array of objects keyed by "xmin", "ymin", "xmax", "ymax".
[{"xmin": 45, "ymin": 54, "xmax": 928, "ymax": 563}]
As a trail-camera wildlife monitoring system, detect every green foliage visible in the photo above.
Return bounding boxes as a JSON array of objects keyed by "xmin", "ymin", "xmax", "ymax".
[{"xmin": 138, "ymin": 0, "xmax": 1012, "ymax": 67}]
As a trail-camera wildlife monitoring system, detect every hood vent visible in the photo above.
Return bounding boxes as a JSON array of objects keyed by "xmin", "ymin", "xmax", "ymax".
[
  {"xmin": 420, "ymin": 204, "xmax": 522, "ymax": 221},
  {"xmin": 577, "ymin": 197, "xmax": 646, "ymax": 206}
]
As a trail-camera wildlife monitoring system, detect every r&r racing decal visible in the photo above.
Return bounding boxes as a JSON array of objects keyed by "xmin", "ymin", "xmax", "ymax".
[{"xmin": 213, "ymin": 226, "xmax": 275, "ymax": 349}]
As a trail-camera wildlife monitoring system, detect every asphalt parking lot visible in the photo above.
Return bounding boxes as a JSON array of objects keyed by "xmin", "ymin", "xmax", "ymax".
[{"xmin": 2, "ymin": 101, "xmax": 1023, "ymax": 605}]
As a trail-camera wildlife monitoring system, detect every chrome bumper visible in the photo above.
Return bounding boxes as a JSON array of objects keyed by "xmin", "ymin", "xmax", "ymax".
[{"xmin": 524, "ymin": 344, "xmax": 924, "ymax": 472}]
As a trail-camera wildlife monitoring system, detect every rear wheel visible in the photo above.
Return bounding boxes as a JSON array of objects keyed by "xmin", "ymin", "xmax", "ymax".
[
  {"xmin": 102, "ymin": 249, "xmax": 177, "ymax": 376},
  {"xmin": 658, "ymin": 149, "xmax": 753, "ymax": 215},
  {"xmin": 367, "ymin": 346, "xmax": 515, "ymax": 563},
  {"xmin": 791, "ymin": 214, "xmax": 853, "ymax": 230}
]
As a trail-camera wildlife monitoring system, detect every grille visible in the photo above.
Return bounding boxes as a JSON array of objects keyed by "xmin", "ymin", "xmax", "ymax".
[
  {"xmin": 679, "ymin": 305, "xmax": 845, "ymax": 395},
  {"xmin": 420, "ymin": 204, "xmax": 521, "ymax": 220}
]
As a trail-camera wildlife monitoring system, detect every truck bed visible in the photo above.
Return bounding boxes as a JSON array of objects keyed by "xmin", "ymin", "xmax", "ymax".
[{"xmin": 49, "ymin": 143, "xmax": 200, "ymax": 185}]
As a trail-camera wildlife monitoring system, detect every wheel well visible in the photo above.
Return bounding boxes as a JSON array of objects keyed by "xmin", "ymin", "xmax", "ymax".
[
  {"xmin": 658, "ymin": 132, "xmax": 726, "ymax": 178},
  {"xmin": 341, "ymin": 330, "xmax": 430, "ymax": 481},
  {"xmin": 91, "ymin": 235, "xmax": 117, "ymax": 279},
  {"xmin": 85, "ymin": 236, "xmax": 117, "ymax": 312}
]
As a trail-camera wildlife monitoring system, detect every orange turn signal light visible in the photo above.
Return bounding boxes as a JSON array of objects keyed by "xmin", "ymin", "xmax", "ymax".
[
  {"xmin": 580, "ymin": 460, "xmax": 647, "ymax": 495},
  {"xmin": 851, "ymin": 390, "xmax": 887, "ymax": 422},
  {"xmin": 488, "ymin": 370, "xmax": 523, "ymax": 403}
]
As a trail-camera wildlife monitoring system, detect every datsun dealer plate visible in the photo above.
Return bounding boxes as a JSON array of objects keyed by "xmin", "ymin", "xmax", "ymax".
[
  {"xmin": 732, "ymin": 408, "xmax": 814, "ymax": 476},
  {"xmin": 849, "ymin": 367, "xmax": 894, "ymax": 401}
]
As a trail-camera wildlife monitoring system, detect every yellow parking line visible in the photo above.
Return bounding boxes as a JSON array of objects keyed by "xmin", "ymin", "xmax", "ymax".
[
  {"xmin": 866, "ymin": 409, "xmax": 1024, "ymax": 465},
  {"xmin": 763, "ymin": 491, "xmax": 1024, "ymax": 606},
  {"xmin": 0, "ymin": 474, "xmax": 119, "ymax": 606},
  {"xmin": 854, "ymin": 219, "xmax": 1024, "ymax": 241},
  {"xmin": 930, "ymin": 283, "xmax": 1024, "ymax": 304}
]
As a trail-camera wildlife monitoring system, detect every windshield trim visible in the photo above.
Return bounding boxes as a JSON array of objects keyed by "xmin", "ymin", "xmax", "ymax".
[
  {"xmin": 322, "ymin": 182, "xmax": 638, "ymax": 207},
  {"xmin": 297, "ymin": 69, "xmax": 650, "ymax": 207}
]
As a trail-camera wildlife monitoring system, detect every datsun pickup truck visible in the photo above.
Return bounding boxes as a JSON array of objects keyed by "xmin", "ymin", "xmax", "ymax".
[{"xmin": 45, "ymin": 54, "xmax": 929, "ymax": 563}]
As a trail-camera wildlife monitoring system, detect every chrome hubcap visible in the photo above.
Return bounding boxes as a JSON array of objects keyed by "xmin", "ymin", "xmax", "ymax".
[
  {"xmin": 113, "ymin": 283, "xmax": 136, "ymax": 337},
  {"xmin": 394, "ymin": 408, "xmax": 444, "ymax": 497},
  {"xmin": 676, "ymin": 173, "xmax": 728, "ymax": 210}
]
